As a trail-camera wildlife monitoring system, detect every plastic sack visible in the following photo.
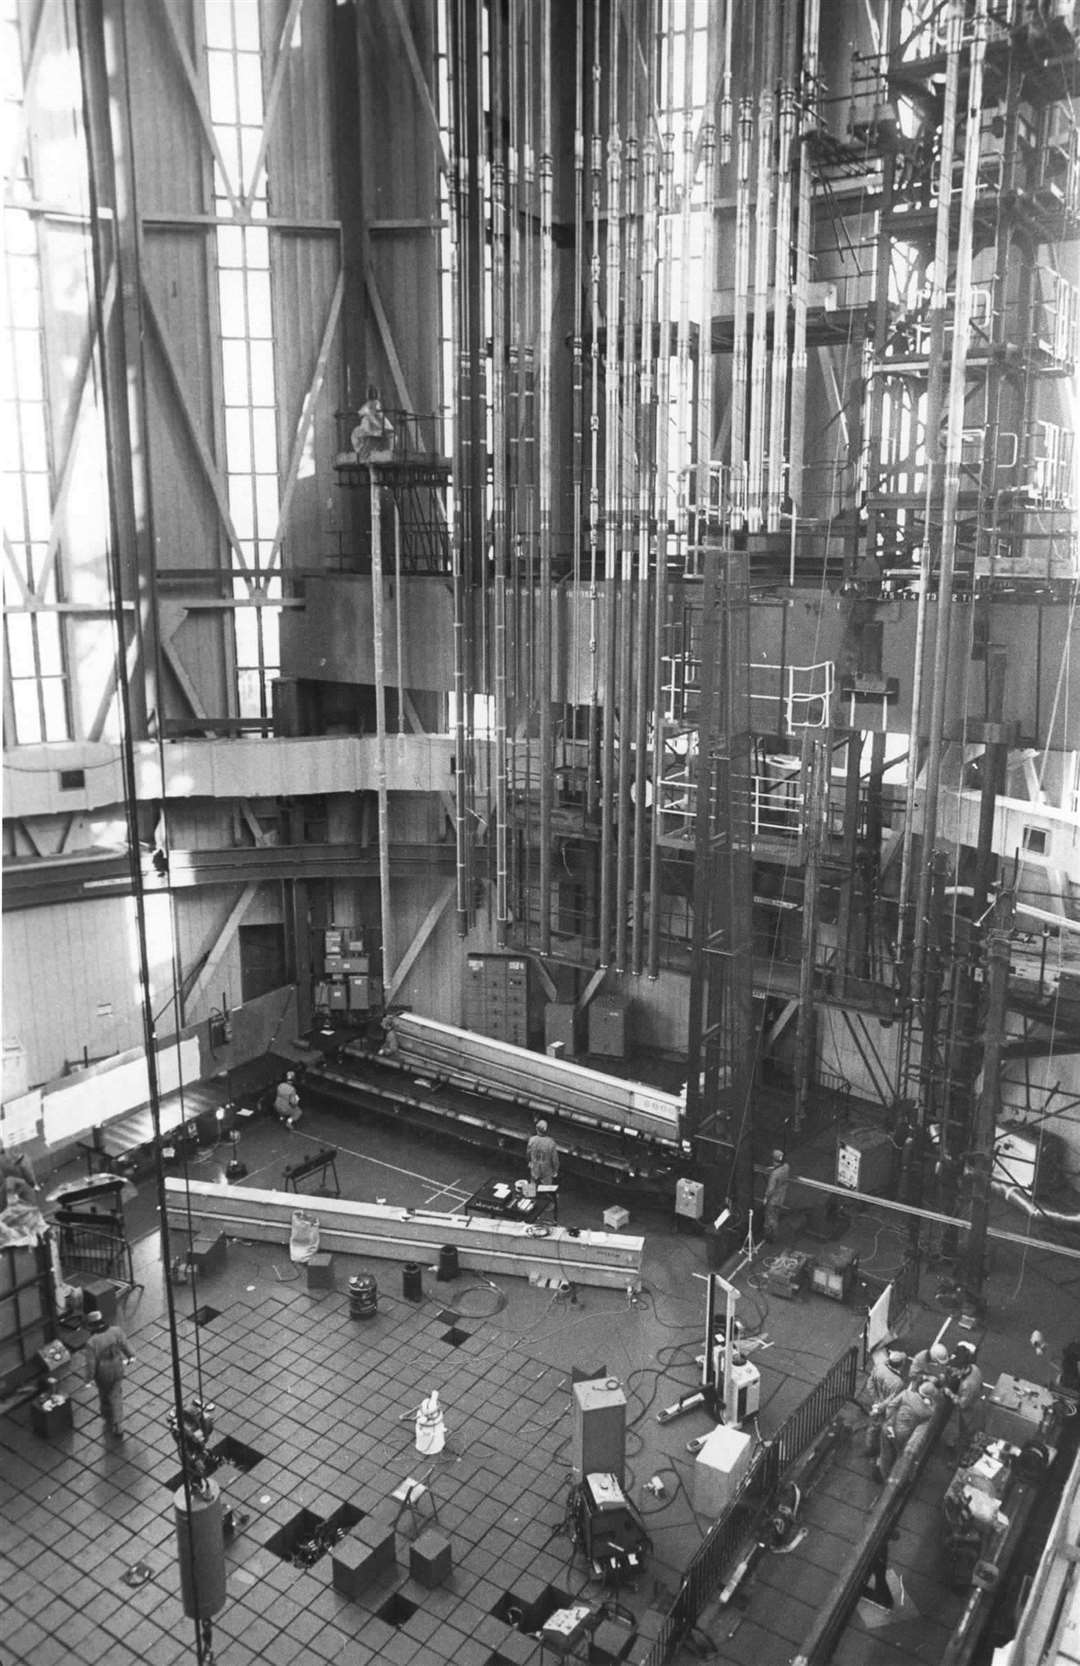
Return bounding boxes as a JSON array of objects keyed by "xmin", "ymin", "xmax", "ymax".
[{"xmin": 289, "ymin": 1211, "xmax": 320, "ymax": 1263}]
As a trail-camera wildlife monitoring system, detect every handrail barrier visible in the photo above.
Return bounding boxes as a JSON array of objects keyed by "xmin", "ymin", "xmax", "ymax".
[
  {"xmin": 56, "ymin": 1218, "xmax": 138, "ymax": 1292},
  {"xmin": 637, "ymin": 1342, "xmax": 861, "ymax": 1662}
]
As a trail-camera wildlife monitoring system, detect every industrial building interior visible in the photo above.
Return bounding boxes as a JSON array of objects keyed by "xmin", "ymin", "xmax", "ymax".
[{"xmin": 2, "ymin": 1, "xmax": 1080, "ymax": 1664}]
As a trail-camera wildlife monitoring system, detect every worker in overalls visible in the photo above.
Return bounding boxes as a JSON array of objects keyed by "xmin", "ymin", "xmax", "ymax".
[
  {"xmin": 863, "ymin": 1348, "xmax": 907, "ymax": 1457},
  {"xmin": 84, "ymin": 1310, "xmax": 135, "ymax": 1438}
]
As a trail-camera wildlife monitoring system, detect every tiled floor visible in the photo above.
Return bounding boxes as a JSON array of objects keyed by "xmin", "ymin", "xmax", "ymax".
[{"xmin": 3, "ymin": 1100, "xmax": 1078, "ymax": 1665}]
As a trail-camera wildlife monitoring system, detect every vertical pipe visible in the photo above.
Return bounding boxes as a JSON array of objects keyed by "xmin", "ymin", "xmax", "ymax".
[
  {"xmin": 911, "ymin": 0, "xmax": 988, "ymax": 1001},
  {"xmin": 672, "ymin": 0, "xmax": 695, "ymax": 582},
  {"xmin": 491, "ymin": 0, "xmax": 509, "ymax": 939},
  {"xmin": 747, "ymin": 0, "xmax": 776, "ymax": 533},
  {"xmin": 787, "ymin": 0, "xmax": 818, "ymax": 581},
  {"xmin": 571, "ymin": 0, "xmax": 586, "ymax": 744},
  {"xmin": 394, "ymin": 500, "xmax": 405, "ymax": 735},
  {"xmin": 506, "ymin": 0, "xmax": 522, "ymax": 921},
  {"xmin": 731, "ymin": 94, "xmax": 753, "ymax": 527},
  {"xmin": 615, "ymin": 6, "xmax": 641, "ymax": 973},
  {"xmin": 599, "ymin": 0, "xmax": 622, "ymax": 964},
  {"xmin": 586, "ymin": 0, "xmax": 604, "ymax": 822},
  {"xmin": 647, "ymin": 0, "xmax": 679, "ymax": 978},
  {"xmin": 633, "ymin": 3, "xmax": 660, "ymax": 976},
  {"xmin": 695, "ymin": 0, "xmax": 720, "ymax": 558},
  {"xmin": 447, "ymin": 0, "xmax": 469, "ymax": 932},
  {"xmin": 719, "ymin": 0, "xmax": 733, "ymax": 165},
  {"xmin": 538, "ymin": 0, "xmax": 554, "ymax": 954},
  {"xmin": 767, "ymin": 0, "xmax": 797, "ymax": 534},
  {"xmin": 898, "ymin": 0, "xmax": 962, "ymax": 972},
  {"xmin": 370, "ymin": 472, "xmax": 394, "ymax": 979}
]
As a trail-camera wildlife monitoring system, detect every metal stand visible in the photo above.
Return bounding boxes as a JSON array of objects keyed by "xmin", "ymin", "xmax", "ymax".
[{"xmin": 656, "ymin": 1273, "xmax": 745, "ymax": 1426}]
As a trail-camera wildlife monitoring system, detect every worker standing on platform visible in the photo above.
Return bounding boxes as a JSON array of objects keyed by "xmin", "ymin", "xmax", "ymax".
[
  {"xmin": 84, "ymin": 1310, "xmax": 134, "ymax": 1438},
  {"xmin": 943, "ymin": 1344, "xmax": 983, "ymax": 1455},
  {"xmin": 275, "ymin": 1070, "xmax": 302, "ymax": 1130},
  {"xmin": 526, "ymin": 1120, "xmax": 559, "ymax": 1187},
  {"xmin": 874, "ymin": 1379, "xmax": 937, "ymax": 1482},
  {"xmin": 763, "ymin": 1150, "xmax": 790, "ymax": 1242}
]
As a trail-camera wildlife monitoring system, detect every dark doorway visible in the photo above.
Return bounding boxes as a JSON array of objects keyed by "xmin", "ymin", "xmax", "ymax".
[{"xmin": 239, "ymin": 923, "xmax": 287, "ymax": 1003}]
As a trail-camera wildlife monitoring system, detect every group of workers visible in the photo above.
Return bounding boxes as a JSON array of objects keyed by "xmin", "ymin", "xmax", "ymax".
[{"xmin": 864, "ymin": 1337, "xmax": 983, "ymax": 1482}]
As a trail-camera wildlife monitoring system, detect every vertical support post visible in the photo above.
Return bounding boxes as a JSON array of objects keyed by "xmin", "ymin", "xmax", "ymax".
[
  {"xmin": 963, "ymin": 924, "xmax": 1011, "ymax": 1310},
  {"xmin": 685, "ymin": 547, "xmax": 754, "ymax": 1220},
  {"xmin": 369, "ymin": 472, "xmax": 394, "ymax": 978},
  {"xmin": 792, "ymin": 734, "xmax": 826, "ymax": 1130}
]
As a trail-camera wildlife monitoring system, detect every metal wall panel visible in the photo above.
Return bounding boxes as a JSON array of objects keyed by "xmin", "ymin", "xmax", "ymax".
[{"xmin": 2, "ymin": 897, "xmax": 150, "ymax": 1085}]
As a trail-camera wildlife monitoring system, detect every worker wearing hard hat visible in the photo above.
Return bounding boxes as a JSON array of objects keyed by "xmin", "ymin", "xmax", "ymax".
[{"xmin": 908, "ymin": 1340, "xmax": 950, "ymax": 1385}]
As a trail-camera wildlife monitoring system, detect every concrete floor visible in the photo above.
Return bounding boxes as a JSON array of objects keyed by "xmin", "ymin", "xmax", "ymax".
[{"xmin": 3, "ymin": 1097, "xmax": 1078, "ymax": 1666}]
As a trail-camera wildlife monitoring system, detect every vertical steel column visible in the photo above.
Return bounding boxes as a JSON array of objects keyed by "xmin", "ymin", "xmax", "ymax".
[
  {"xmin": 792, "ymin": 732, "xmax": 826, "ymax": 1130},
  {"xmin": 833, "ymin": 729, "xmax": 863, "ymax": 998},
  {"xmin": 684, "ymin": 547, "xmax": 755, "ymax": 1221},
  {"xmin": 76, "ymin": 0, "xmax": 159, "ymax": 739},
  {"xmin": 78, "ymin": 11, "xmax": 208, "ymax": 1660},
  {"xmin": 963, "ymin": 920, "xmax": 1011, "ymax": 1307}
]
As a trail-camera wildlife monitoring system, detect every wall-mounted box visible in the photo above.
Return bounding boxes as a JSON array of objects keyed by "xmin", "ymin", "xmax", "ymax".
[
  {"xmin": 675, "ymin": 1178, "xmax": 705, "ymax": 1221},
  {"xmin": 836, "ymin": 1128, "xmax": 892, "ymax": 1194},
  {"xmin": 588, "ymin": 996, "xmax": 627, "ymax": 1058}
]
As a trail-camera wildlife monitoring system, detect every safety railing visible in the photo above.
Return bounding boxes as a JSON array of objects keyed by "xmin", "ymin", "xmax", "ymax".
[
  {"xmin": 56, "ymin": 1220, "xmax": 137, "ymax": 1291},
  {"xmin": 639, "ymin": 1342, "xmax": 861, "ymax": 1662}
]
